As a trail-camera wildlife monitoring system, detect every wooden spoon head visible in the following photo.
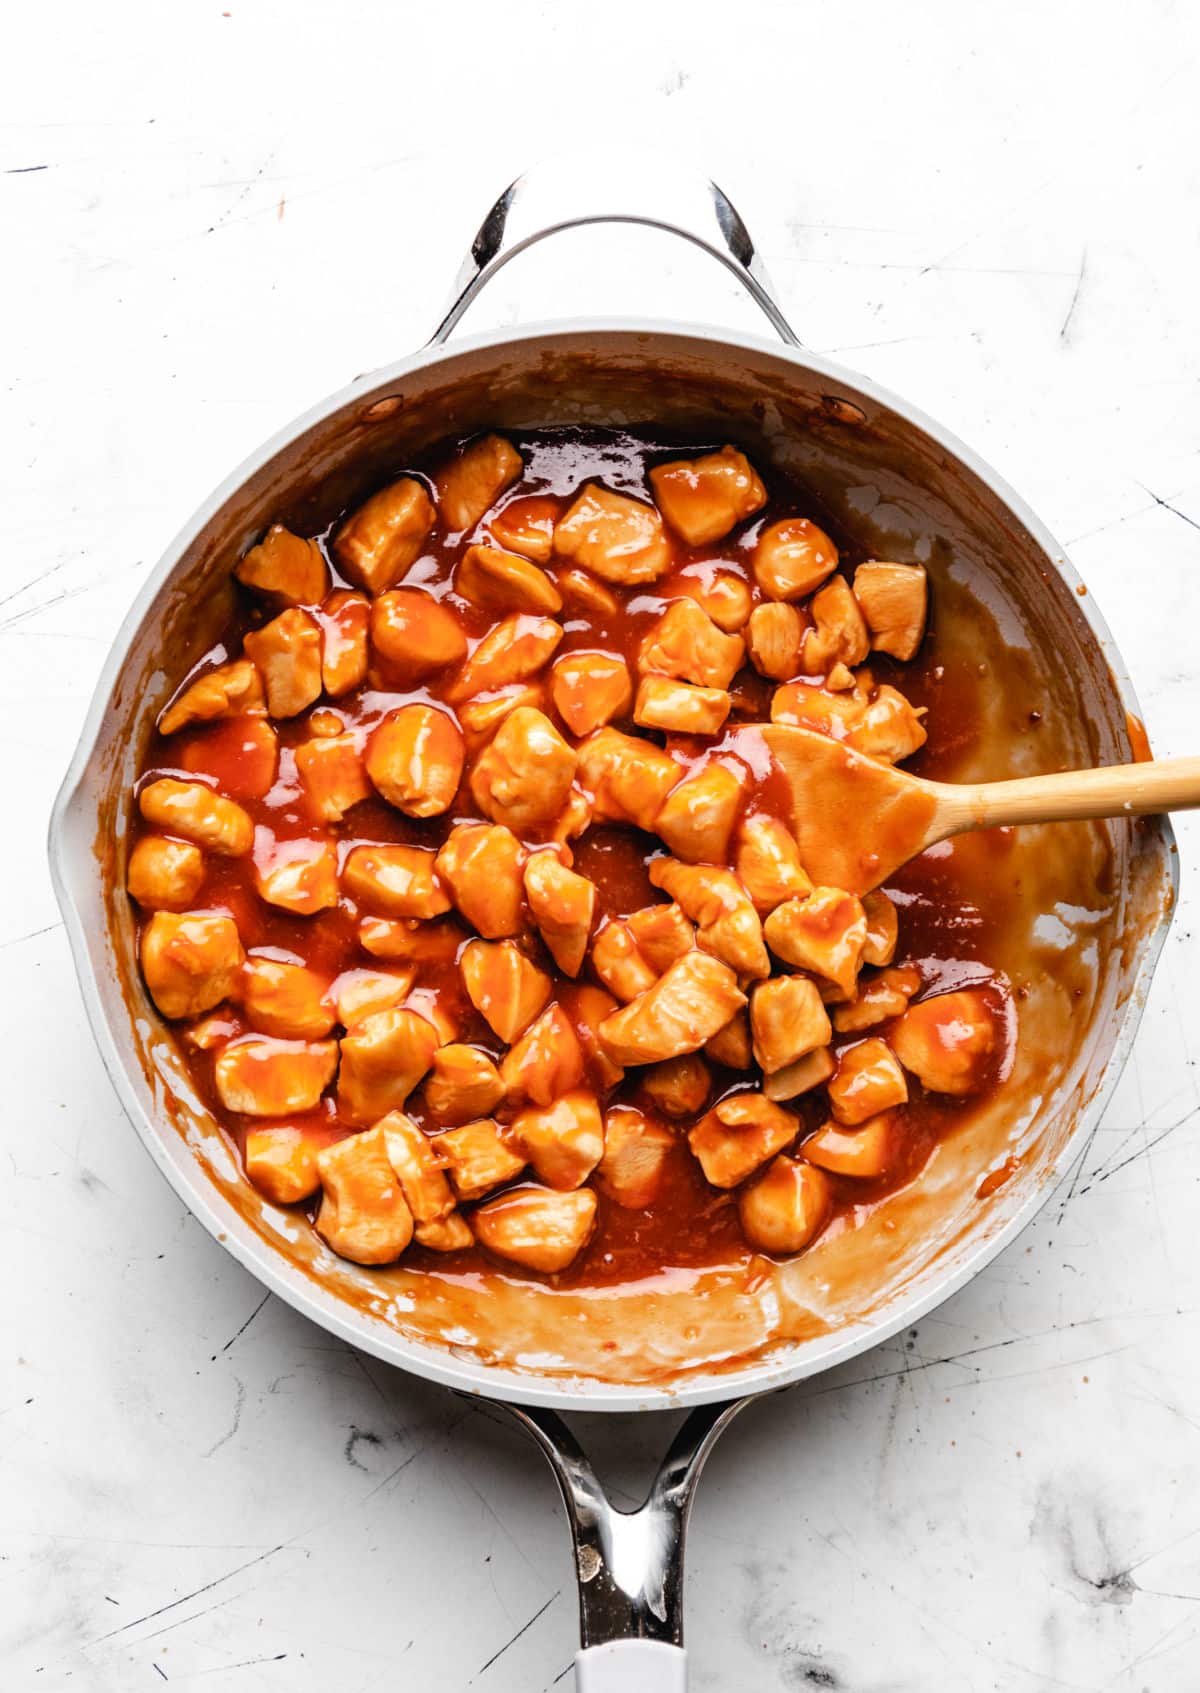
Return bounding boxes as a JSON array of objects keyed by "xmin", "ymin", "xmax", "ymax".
[{"xmin": 752, "ymin": 723, "xmax": 942, "ymax": 894}]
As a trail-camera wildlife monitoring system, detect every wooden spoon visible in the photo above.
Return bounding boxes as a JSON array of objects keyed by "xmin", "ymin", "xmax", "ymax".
[{"xmin": 752, "ymin": 722, "xmax": 1199, "ymax": 895}]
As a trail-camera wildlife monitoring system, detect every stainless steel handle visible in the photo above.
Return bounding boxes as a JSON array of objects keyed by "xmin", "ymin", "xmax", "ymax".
[{"xmin": 429, "ymin": 150, "xmax": 800, "ymax": 347}]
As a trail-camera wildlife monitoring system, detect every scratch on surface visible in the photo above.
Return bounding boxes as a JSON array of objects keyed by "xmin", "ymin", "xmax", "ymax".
[
  {"xmin": 1060, "ymin": 247, "xmax": 1088, "ymax": 341},
  {"xmin": 85, "ymin": 1544, "xmax": 287, "ymax": 1646},
  {"xmin": 207, "ymin": 145, "xmax": 280, "ymax": 235},
  {"xmin": 473, "ymin": 1591, "xmax": 561, "ymax": 1679},
  {"xmin": 5, "ymin": 163, "xmax": 50, "ymax": 173},
  {"xmin": 0, "ymin": 921, "xmax": 63, "ymax": 951},
  {"xmin": 1137, "ymin": 482, "xmax": 1200, "ymax": 535},
  {"xmin": 1079, "ymin": 1102, "xmax": 1200, "ymax": 1192},
  {"xmin": 203, "ymin": 1377, "xmax": 246, "ymax": 1457},
  {"xmin": 218, "ymin": 1290, "xmax": 270, "ymax": 1354}
]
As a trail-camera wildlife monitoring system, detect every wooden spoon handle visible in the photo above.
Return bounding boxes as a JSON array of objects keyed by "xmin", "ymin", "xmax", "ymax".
[{"xmin": 933, "ymin": 755, "xmax": 1200, "ymax": 836}]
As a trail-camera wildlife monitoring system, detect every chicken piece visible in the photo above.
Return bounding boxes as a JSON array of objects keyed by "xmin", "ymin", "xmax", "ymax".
[
  {"xmin": 327, "ymin": 967, "xmax": 415, "ymax": 1028},
  {"xmin": 436, "ymin": 1118, "xmax": 526, "ymax": 1201},
  {"xmin": 750, "ymin": 976, "xmax": 832, "ymax": 1074},
  {"xmin": 550, "ymin": 651, "xmax": 632, "ymax": 737},
  {"xmin": 341, "ymin": 844, "xmax": 450, "ymax": 921},
  {"xmin": 627, "ymin": 902, "xmax": 695, "ymax": 972},
  {"xmin": 158, "ymin": 659, "xmax": 265, "ymax": 736},
  {"xmin": 242, "ymin": 956, "xmax": 335, "ymax": 1040},
  {"xmin": 649, "ymin": 446, "xmax": 767, "ymax": 546},
  {"xmin": 653, "ymin": 763, "xmax": 745, "ymax": 865},
  {"xmin": 473, "ymin": 1184, "xmax": 597, "ymax": 1272},
  {"xmin": 429, "ymin": 823, "xmax": 521, "ymax": 939},
  {"xmin": 554, "ymin": 483, "xmax": 672, "ymax": 584},
  {"xmin": 597, "ymin": 1106, "xmax": 675, "ymax": 1209},
  {"xmin": 575, "ymin": 728, "xmax": 681, "ymax": 831},
  {"xmin": 563, "ymin": 983, "xmax": 625, "ymax": 1092},
  {"xmin": 379, "ymin": 1111, "xmax": 456, "ymax": 1224},
  {"xmin": 415, "ymin": 1213, "xmax": 474, "ymax": 1252},
  {"xmin": 359, "ymin": 915, "xmax": 467, "ymax": 967},
  {"xmin": 558, "ymin": 568, "xmax": 618, "ymax": 617},
  {"xmin": 634, "ymin": 676, "xmax": 731, "ymax": 737},
  {"xmin": 337, "ymin": 1006, "xmax": 440, "ymax": 1126},
  {"xmin": 127, "ymin": 835, "xmax": 205, "ymax": 911},
  {"xmin": 512, "ymin": 1091, "xmax": 603, "ymax": 1190},
  {"xmin": 832, "ymin": 964, "xmax": 921, "ymax": 1034},
  {"xmin": 214, "ymin": 1036, "xmax": 338, "ymax": 1116},
  {"xmin": 523, "ymin": 852, "xmax": 595, "ymax": 976},
  {"xmin": 457, "ymin": 684, "xmax": 545, "ymax": 747},
  {"xmin": 295, "ymin": 732, "xmax": 371, "ymax": 823},
  {"xmin": 316, "ymin": 1125, "xmax": 414, "ymax": 1264},
  {"xmin": 769, "ymin": 678, "xmax": 866, "ymax": 738},
  {"xmin": 501, "ymin": 1003, "xmax": 585, "ymax": 1107},
  {"xmin": 641, "ymin": 1053, "xmax": 710, "ymax": 1118},
  {"xmin": 770, "ymin": 674, "xmax": 925, "ymax": 763},
  {"xmin": 334, "ymin": 477, "xmax": 436, "ymax": 594},
  {"xmin": 253, "ymin": 836, "xmax": 339, "ymax": 915},
  {"xmin": 803, "ymin": 1112, "xmax": 899, "ymax": 1180},
  {"xmin": 753, "ymin": 518, "xmax": 838, "ymax": 601},
  {"xmin": 648, "ymin": 859, "xmax": 769, "ymax": 980},
  {"xmin": 762, "ymin": 1046, "xmax": 836, "ymax": 1103},
  {"xmin": 450, "ymin": 614, "xmax": 563, "ymax": 703},
  {"xmin": 141, "ymin": 911, "xmax": 243, "ymax": 1019},
  {"xmin": 738, "ymin": 1157, "xmax": 831, "ymax": 1256},
  {"xmin": 489, "ymin": 494, "xmax": 559, "ymax": 564},
  {"xmin": 550, "ymin": 787, "xmax": 594, "ymax": 846},
  {"xmin": 745, "ymin": 602, "xmax": 804, "ymax": 681},
  {"xmin": 598, "ymin": 952, "xmax": 746, "ymax": 1067},
  {"xmin": 847, "ymin": 686, "xmax": 928, "ymax": 764},
  {"xmin": 244, "ymin": 1126, "xmax": 322, "ymax": 1204},
  {"xmin": 889, "ymin": 989, "xmax": 998, "ymax": 1096},
  {"xmin": 673, "ymin": 569, "xmax": 754, "ymax": 633},
  {"xmin": 139, "ymin": 779, "xmax": 253, "ymax": 857},
  {"xmin": 460, "ymin": 938, "xmax": 552, "ymax": 1043},
  {"xmin": 370, "ymin": 590, "xmax": 468, "ymax": 684},
  {"xmin": 176, "ymin": 715, "xmax": 279, "ymax": 803},
  {"xmin": 423, "ymin": 1044, "xmax": 505, "ymax": 1126},
  {"xmin": 318, "ymin": 589, "xmax": 370, "ymax": 696},
  {"xmin": 689, "ymin": 1093, "xmax": 800, "ymax": 1188},
  {"xmin": 242, "ymin": 609, "xmax": 323, "ymax": 718},
  {"xmin": 185, "ymin": 1006, "xmax": 243, "ymax": 1051},
  {"xmin": 235, "ymin": 523, "xmax": 328, "ymax": 606},
  {"xmin": 802, "ymin": 576, "xmax": 870, "ymax": 673},
  {"xmin": 705, "ymin": 1008, "xmax": 753, "ymax": 1069},
  {"xmin": 861, "ymin": 890, "xmax": 899, "ymax": 967},
  {"xmin": 764, "ymin": 888, "xmax": 868, "ymax": 997},
  {"xmin": 470, "ymin": 706, "xmax": 576, "ymax": 831},
  {"xmin": 734, "ymin": 815, "xmax": 812, "ymax": 914},
  {"xmin": 457, "ymin": 544, "xmax": 562, "ymax": 614},
  {"xmin": 590, "ymin": 902, "xmax": 692, "ymax": 1002},
  {"xmin": 434, "ymin": 433, "xmax": 522, "ymax": 530},
  {"xmin": 827, "ymin": 1037, "xmax": 909, "ymax": 1125},
  {"xmin": 853, "ymin": 562, "xmax": 928, "ymax": 661},
  {"xmin": 364, "ymin": 703, "xmax": 464, "ymax": 818},
  {"xmin": 638, "ymin": 598, "xmax": 745, "ymax": 690}
]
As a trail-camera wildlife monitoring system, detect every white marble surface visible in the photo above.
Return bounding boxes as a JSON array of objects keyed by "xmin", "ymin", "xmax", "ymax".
[{"xmin": 5, "ymin": 2, "xmax": 1200, "ymax": 1687}]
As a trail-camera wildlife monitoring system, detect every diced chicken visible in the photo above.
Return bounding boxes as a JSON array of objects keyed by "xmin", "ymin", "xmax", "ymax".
[
  {"xmin": 598, "ymin": 952, "xmax": 746, "ymax": 1067},
  {"xmin": 802, "ymin": 576, "xmax": 870, "ymax": 673},
  {"xmin": 436, "ymin": 1118, "xmax": 526, "ymax": 1202},
  {"xmin": 470, "ymin": 706, "xmax": 577, "ymax": 830},
  {"xmin": 236, "ymin": 523, "xmax": 328, "ymax": 606},
  {"xmin": 415, "ymin": 1213, "xmax": 474, "ymax": 1252},
  {"xmin": 597, "ymin": 1105, "xmax": 675, "ymax": 1208},
  {"xmin": 500, "ymin": 1003, "xmax": 585, "ymax": 1107},
  {"xmin": 364, "ymin": 704, "xmax": 465, "ymax": 818},
  {"xmin": 457, "ymin": 544, "xmax": 562, "ymax": 614},
  {"xmin": 359, "ymin": 916, "xmax": 467, "ymax": 967},
  {"xmin": 458, "ymin": 686, "xmax": 546, "ymax": 750},
  {"xmin": 762, "ymin": 1046, "xmax": 836, "ymax": 1102},
  {"xmin": 379, "ymin": 1111, "xmax": 456, "ymax": 1225},
  {"xmin": 127, "ymin": 835, "xmax": 205, "ymax": 910},
  {"xmin": 327, "ymin": 967, "xmax": 415, "ymax": 1028},
  {"xmin": 764, "ymin": 887, "xmax": 868, "ymax": 997},
  {"xmin": 434, "ymin": 434, "xmax": 522, "ymax": 531},
  {"xmin": 638, "ymin": 598, "xmax": 745, "ymax": 690},
  {"xmin": 734, "ymin": 815, "xmax": 812, "ymax": 914},
  {"xmin": 318, "ymin": 589, "xmax": 370, "ymax": 696},
  {"xmin": 423, "ymin": 1044, "xmax": 505, "ymax": 1125},
  {"xmin": 141, "ymin": 910, "xmax": 243, "ymax": 1019},
  {"xmin": 523, "ymin": 852, "xmax": 595, "ymax": 976},
  {"xmin": 848, "ymin": 685, "xmax": 928, "ymax": 764},
  {"xmin": 341, "ymin": 844, "xmax": 450, "ymax": 921},
  {"xmin": 243, "ymin": 609, "xmax": 323, "ymax": 718},
  {"xmin": 653, "ymin": 763, "xmax": 745, "ymax": 865},
  {"xmin": 139, "ymin": 779, "xmax": 253, "ymax": 857},
  {"xmin": 861, "ymin": 888, "xmax": 899, "ymax": 966},
  {"xmin": 575, "ymin": 728, "xmax": 681, "ymax": 831},
  {"xmin": 769, "ymin": 678, "xmax": 866, "ymax": 738},
  {"xmin": 827, "ymin": 1037, "xmax": 908, "ymax": 1125},
  {"xmin": 649, "ymin": 446, "xmax": 767, "ymax": 546},
  {"xmin": 337, "ymin": 1006, "xmax": 440, "ymax": 1126},
  {"xmin": 745, "ymin": 602, "xmax": 804, "ymax": 681},
  {"xmin": 750, "ymin": 976, "xmax": 832, "ymax": 1074},
  {"xmin": 242, "ymin": 956, "xmax": 335, "ymax": 1040},
  {"xmin": 159, "ymin": 659, "xmax": 264, "ymax": 736},
  {"xmin": 557, "ymin": 568, "xmax": 619, "ymax": 616},
  {"xmin": 183, "ymin": 1008, "xmax": 242, "ymax": 1056},
  {"xmin": 550, "ymin": 650, "xmax": 632, "ymax": 737},
  {"xmin": 853, "ymin": 562, "xmax": 928, "ymax": 661},
  {"xmin": 550, "ymin": 787, "xmax": 594, "ymax": 845},
  {"xmin": 253, "ymin": 835, "xmax": 339, "ymax": 914},
  {"xmin": 590, "ymin": 902, "xmax": 692, "ymax": 1003},
  {"xmin": 434, "ymin": 823, "xmax": 525, "ymax": 938},
  {"xmin": 316, "ymin": 1125, "xmax": 414, "ymax": 1264},
  {"xmin": 634, "ymin": 676, "xmax": 730, "ymax": 737},
  {"xmin": 673, "ymin": 570, "xmax": 753, "ymax": 633},
  {"xmin": 832, "ymin": 965, "xmax": 922, "ymax": 1034},
  {"xmin": 627, "ymin": 902, "xmax": 695, "ymax": 972},
  {"xmin": 370, "ymin": 590, "xmax": 468, "ymax": 683},
  {"xmin": 738, "ymin": 1156, "xmax": 831, "ymax": 1256},
  {"xmin": 489, "ymin": 494, "xmax": 559, "ymax": 564},
  {"xmin": 803, "ymin": 1112, "xmax": 899, "ymax": 1179},
  {"xmin": 641, "ymin": 1053, "xmax": 710, "ymax": 1118},
  {"xmin": 512, "ymin": 1090, "xmax": 603, "ymax": 1189},
  {"xmin": 460, "ymin": 938, "xmax": 552, "ymax": 1043},
  {"xmin": 753, "ymin": 518, "xmax": 838, "ymax": 601},
  {"xmin": 889, "ymin": 989, "xmax": 998, "ymax": 1096},
  {"xmin": 215, "ymin": 1035, "xmax": 338, "ymax": 1115},
  {"xmin": 334, "ymin": 477, "xmax": 436, "ymax": 595},
  {"xmin": 563, "ymin": 983, "xmax": 625, "ymax": 1091},
  {"xmin": 244, "ymin": 1126, "xmax": 322, "ymax": 1204},
  {"xmin": 554, "ymin": 483, "xmax": 672, "ymax": 584},
  {"xmin": 295, "ymin": 732, "xmax": 371, "ymax": 823},
  {"xmin": 473, "ymin": 1184, "xmax": 597, "ymax": 1272},
  {"xmin": 404, "ymin": 986, "xmax": 460, "ymax": 1047},
  {"xmin": 705, "ymin": 1008, "xmax": 753, "ymax": 1069},
  {"xmin": 450, "ymin": 614, "xmax": 563, "ymax": 703},
  {"xmin": 176, "ymin": 714, "xmax": 279, "ymax": 802},
  {"xmin": 688, "ymin": 1093, "xmax": 800, "ymax": 1188},
  {"xmin": 648, "ymin": 860, "xmax": 769, "ymax": 980}
]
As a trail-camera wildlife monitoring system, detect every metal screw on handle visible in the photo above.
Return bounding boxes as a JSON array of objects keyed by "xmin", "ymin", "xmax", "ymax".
[{"xmin": 430, "ymin": 149, "xmax": 801, "ymax": 348}]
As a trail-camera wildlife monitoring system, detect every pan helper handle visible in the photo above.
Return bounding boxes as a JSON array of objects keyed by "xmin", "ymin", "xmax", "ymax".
[{"xmin": 429, "ymin": 148, "xmax": 800, "ymax": 347}]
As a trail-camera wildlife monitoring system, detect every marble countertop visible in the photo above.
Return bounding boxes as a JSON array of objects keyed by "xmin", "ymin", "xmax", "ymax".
[{"xmin": 5, "ymin": 2, "xmax": 1200, "ymax": 1687}]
